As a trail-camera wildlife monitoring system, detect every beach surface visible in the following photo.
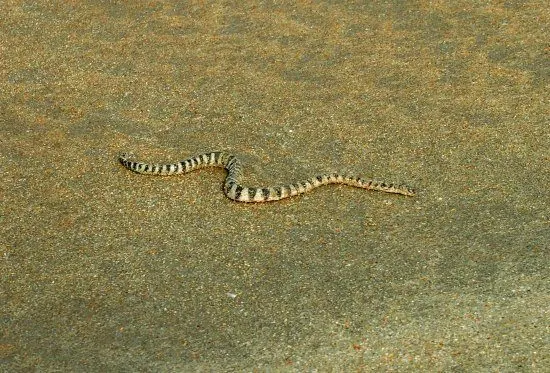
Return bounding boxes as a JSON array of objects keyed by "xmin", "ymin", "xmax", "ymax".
[{"xmin": 1, "ymin": 1, "xmax": 548, "ymax": 371}]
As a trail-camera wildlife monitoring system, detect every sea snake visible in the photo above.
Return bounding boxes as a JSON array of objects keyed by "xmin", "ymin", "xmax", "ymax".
[{"xmin": 119, "ymin": 152, "xmax": 415, "ymax": 202}]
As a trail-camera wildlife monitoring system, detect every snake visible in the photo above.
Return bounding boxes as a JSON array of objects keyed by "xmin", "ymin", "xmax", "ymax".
[{"xmin": 118, "ymin": 152, "xmax": 415, "ymax": 202}]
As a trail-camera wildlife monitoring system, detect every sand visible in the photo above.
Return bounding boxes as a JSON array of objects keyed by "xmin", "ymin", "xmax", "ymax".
[{"xmin": 1, "ymin": 1, "xmax": 548, "ymax": 371}]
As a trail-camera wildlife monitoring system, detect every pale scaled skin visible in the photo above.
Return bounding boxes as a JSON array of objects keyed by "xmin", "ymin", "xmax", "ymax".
[{"xmin": 118, "ymin": 152, "xmax": 415, "ymax": 202}]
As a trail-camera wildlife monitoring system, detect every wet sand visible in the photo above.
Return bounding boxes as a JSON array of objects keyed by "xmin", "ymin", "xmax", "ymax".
[{"xmin": 1, "ymin": 2, "xmax": 548, "ymax": 371}]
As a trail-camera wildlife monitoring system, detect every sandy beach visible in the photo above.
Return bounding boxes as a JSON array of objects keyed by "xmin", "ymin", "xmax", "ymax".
[{"xmin": 1, "ymin": 1, "xmax": 548, "ymax": 371}]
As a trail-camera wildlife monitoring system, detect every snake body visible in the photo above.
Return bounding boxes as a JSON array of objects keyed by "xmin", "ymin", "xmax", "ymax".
[{"xmin": 119, "ymin": 152, "xmax": 415, "ymax": 202}]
